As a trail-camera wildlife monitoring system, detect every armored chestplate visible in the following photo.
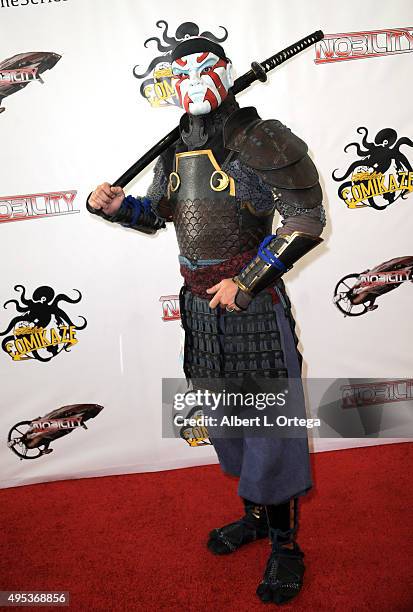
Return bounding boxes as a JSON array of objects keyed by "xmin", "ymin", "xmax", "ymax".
[{"xmin": 167, "ymin": 149, "xmax": 274, "ymax": 261}]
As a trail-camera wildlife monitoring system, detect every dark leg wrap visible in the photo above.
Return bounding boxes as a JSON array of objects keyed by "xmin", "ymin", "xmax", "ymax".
[
  {"xmin": 207, "ymin": 498, "xmax": 269, "ymax": 555},
  {"xmin": 256, "ymin": 499, "xmax": 305, "ymax": 605}
]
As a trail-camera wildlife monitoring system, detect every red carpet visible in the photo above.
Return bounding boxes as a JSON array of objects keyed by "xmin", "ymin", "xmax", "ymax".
[{"xmin": 1, "ymin": 443, "xmax": 412, "ymax": 611}]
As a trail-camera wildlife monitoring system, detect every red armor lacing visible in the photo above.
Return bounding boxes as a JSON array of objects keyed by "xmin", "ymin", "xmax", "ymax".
[{"xmin": 180, "ymin": 249, "xmax": 280, "ymax": 304}]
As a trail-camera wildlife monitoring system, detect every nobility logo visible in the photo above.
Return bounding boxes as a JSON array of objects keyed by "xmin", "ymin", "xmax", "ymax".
[
  {"xmin": 315, "ymin": 27, "xmax": 413, "ymax": 64},
  {"xmin": 333, "ymin": 256, "xmax": 413, "ymax": 317},
  {"xmin": 0, "ymin": 52, "xmax": 60, "ymax": 113},
  {"xmin": 341, "ymin": 380, "xmax": 413, "ymax": 408},
  {"xmin": 159, "ymin": 294, "xmax": 180, "ymax": 321},
  {"xmin": 7, "ymin": 403, "xmax": 103, "ymax": 460},
  {"xmin": 332, "ymin": 127, "xmax": 413, "ymax": 210},
  {"xmin": 0, "ymin": 285, "xmax": 87, "ymax": 361},
  {"xmin": 0, "ymin": 190, "xmax": 78, "ymax": 223}
]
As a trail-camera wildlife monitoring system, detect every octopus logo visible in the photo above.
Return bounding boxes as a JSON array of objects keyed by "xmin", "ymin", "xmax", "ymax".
[
  {"xmin": 332, "ymin": 127, "xmax": 413, "ymax": 210},
  {"xmin": 0, "ymin": 285, "xmax": 87, "ymax": 362},
  {"xmin": 133, "ymin": 20, "xmax": 228, "ymax": 108}
]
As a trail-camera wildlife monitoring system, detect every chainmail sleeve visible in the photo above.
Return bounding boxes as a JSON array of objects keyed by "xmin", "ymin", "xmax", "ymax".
[
  {"xmin": 225, "ymin": 159, "xmax": 275, "ymax": 213},
  {"xmin": 272, "ymin": 192, "xmax": 326, "ymax": 239},
  {"xmin": 144, "ymin": 154, "xmax": 174, "ymax": 223},
  {"xmin": 145, "ymin": 157, "xmax": 169, "ymax": 209}
]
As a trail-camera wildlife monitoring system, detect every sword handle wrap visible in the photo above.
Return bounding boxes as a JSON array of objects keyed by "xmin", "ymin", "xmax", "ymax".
[{"xmin": 261, "ymin": 30, "xmax": 324, "ymax": 74}]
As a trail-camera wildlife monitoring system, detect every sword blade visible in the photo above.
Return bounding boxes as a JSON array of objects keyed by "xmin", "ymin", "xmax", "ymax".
[{"xmin": 113, "ymin": 30, "xmax": 324, "ymax": 188}]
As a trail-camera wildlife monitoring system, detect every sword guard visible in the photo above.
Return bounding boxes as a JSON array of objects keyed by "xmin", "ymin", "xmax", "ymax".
[{"xmin": 251, "ymin": 62, "xmax": 267, "ymax": 82}]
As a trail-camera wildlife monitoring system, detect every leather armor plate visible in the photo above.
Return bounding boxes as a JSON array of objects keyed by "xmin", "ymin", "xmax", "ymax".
[
  {"xmin": 272, "ymin": 183, "xmax": 323, "ymax": 208},
  {"xmin": 224, "ymin": 107, "xmax": 320, "ymax": 191},
  {"xmin": 173, "ymin": 196, "xmax": 241, "ymax": 260},
  {"xmin": 169, "ymin": 150, "xmax": 273, "ymax": 261},
  {"xmin": 259, "ymin": 156, "xmax": 320, "ymax": 190}
]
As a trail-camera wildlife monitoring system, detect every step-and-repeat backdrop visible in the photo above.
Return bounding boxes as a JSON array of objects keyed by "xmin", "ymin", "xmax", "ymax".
[{"xmin": 1, "ymin": 0, "xmax": 412, "ymax": 488}]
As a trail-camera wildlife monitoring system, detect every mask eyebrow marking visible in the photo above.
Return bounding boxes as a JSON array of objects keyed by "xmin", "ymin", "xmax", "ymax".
[
  {"xmin": 175, "ymin": 57, "xmax": 187, "ymax": 67},
  {"xmin": 172, "ymin": 65, "xmax": 188, "ymax": 74},
  {"xmin": 211, "ymin": 58, "xmax": 227, "ymax": 69},
  {"xmin": 196, "ymin": 52, "xmax": 210, "ymax": 63}
]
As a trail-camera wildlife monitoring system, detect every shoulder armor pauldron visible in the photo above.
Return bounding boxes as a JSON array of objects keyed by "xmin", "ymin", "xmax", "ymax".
[{"xmin": 224, "ymin": 107, "xmax": 319, "ymax": 190}]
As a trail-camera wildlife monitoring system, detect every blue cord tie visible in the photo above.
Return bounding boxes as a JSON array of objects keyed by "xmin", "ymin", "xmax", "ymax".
[
  {"xmin": 257, "ymin": 235, "xmax": 287, "ymax": 272},
  {"xmin": 123, "ymin": 195, "xmax": 148, "ymax": 226},
  {"xmin": 140, "ymin": 197, "xmax": 152, "ymax": 213}
]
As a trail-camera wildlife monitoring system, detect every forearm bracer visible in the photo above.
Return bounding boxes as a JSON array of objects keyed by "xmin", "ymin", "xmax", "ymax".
[
  {"xmin": 86, "ymin": 195, "xmax": 166, "ymax": 235},
  {"xmin": 233, "ymin": 231, "xmax": 323, "ymax": 309}
]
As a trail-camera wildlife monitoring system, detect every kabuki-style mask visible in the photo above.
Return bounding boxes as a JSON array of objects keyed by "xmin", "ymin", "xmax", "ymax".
[{"xmin": 171, "ymin": 37, "xmax": 234, "ymax": 116}]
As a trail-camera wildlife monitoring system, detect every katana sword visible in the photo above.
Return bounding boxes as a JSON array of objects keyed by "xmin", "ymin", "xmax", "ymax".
[{"xmin": 113, "ymin": 29, "xmax": 324, "ymax": 188}]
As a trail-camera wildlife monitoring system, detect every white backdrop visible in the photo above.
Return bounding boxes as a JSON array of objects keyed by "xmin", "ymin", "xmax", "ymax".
[{"xmin": 1, "ymin": 0, "xmax": 412, "ymax": 488}]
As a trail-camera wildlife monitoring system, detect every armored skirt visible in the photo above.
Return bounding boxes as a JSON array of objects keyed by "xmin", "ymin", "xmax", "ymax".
[{"xmin": 179, "ymin": 282, "xmax": 313, "ymax": 506}]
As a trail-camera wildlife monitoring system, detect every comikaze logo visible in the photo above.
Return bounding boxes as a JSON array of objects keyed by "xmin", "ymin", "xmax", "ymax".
[
  {"xmin": 332, "ymin": 127, "xmax": 413, "ymax": 210},
  {"xmin": 179, "ymin": 406, "xmax": 211, "ymax": 447},
  {"xmin": 315, "ymin": 27, "xmax": 413, "ymax": 64},
  {"xmin": 0, "ymin": 285, "xmax": 87, "ymax": 361}
]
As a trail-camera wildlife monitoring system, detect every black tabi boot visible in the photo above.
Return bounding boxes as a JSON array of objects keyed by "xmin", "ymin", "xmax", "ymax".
[
  {"xmin": 256, "ymin": 499, "xmax": 305, "ymax": 605},
  {"xmin": 207, "ymin": 498, "xmax": 269, "ymax": 555}
]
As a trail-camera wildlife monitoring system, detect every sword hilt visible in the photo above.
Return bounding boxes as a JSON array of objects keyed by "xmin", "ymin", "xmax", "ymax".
[
  {"xmin": 233, "ymin": 30, "xmax": 324, "ymax": 95},
  {"xmin": 261, "ymin": 30, "xmax": 324, "ymax": 73}
]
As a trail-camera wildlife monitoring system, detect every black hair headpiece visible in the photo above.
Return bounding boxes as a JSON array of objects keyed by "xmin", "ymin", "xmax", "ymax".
[{"xmin": 171, "ymin": 37, "xmax": 229, "ymax": 63}]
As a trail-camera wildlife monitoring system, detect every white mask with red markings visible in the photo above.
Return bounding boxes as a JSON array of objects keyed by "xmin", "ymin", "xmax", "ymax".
[{"xmin": 171, "ymin": 51, "xmax": 234, "ymax": 116}]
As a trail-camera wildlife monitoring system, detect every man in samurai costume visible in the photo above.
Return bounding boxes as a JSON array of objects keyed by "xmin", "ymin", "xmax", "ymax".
[{"xmin": 87, "ymin": 35, "xmax": 325, "ymax": 605}]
